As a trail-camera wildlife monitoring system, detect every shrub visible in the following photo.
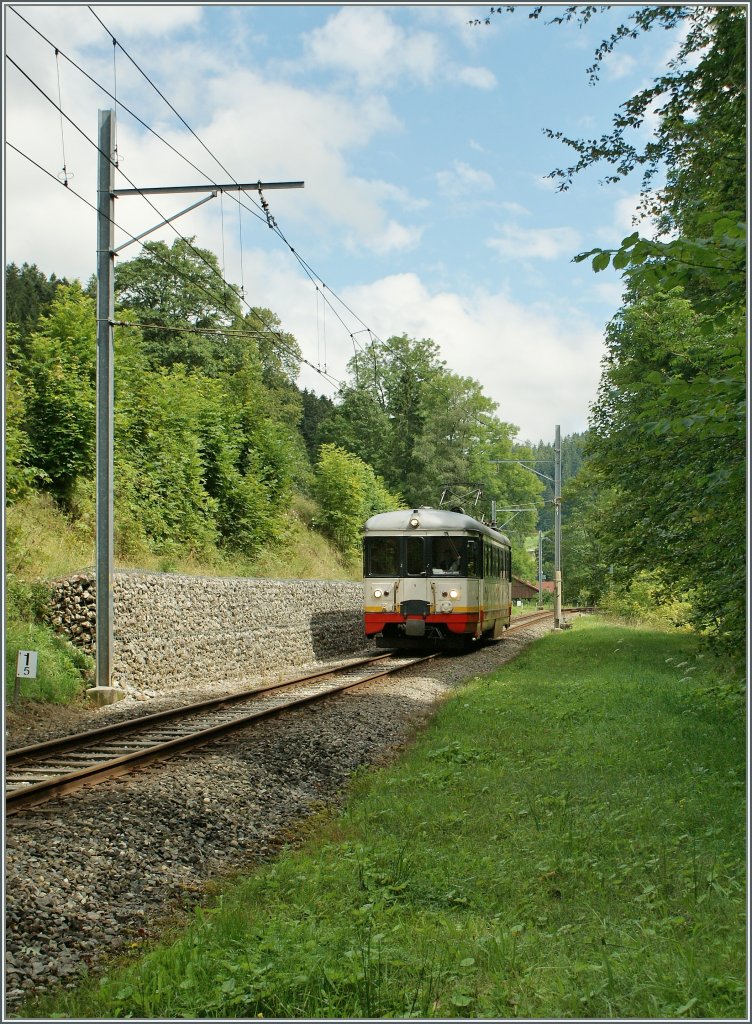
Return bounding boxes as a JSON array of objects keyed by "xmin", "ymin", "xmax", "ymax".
[{"xmin": 6, "ymin": 620, "xmax": 92, "ymax": 705}]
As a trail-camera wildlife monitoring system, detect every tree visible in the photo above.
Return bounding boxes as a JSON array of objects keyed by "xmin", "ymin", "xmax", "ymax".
[
  {"xmin": 299, "ymin": 388, "xmax": 336, "ymax": 462},
  {"xmin": 5, "ymin": 263, "xmax": 67, "ymax": 347},
  {"xmin": 482, "ymin": 5, "xmax": 746, "ymax": 659},
  {"xmin": 17, "ymin": 282, "xmax": 97, "ymax": 504},
  {"xmin": 4, "ymin": 324, "xmax": 42, "ymax": 504},
  {"xmin": 587, "ymin": 291, "xmax": 744, "ymax": 652},
  {"xmin": 326, "ymin": 334, "xmax": 542, "ymax": 525},
  {"xmin": 114, "ymin": 237, "xmax": 244, "ymax": 375},
  {"xmin": 313, "ymin": 444, "xmax": 402, "ymax": 555}
]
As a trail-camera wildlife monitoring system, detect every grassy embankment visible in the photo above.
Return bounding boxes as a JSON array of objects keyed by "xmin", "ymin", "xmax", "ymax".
[
  {"xmin": 25, "ymin": 618, "xmax": 746, "ymax": 1019},
  {"xmin": 5, "ymin": 492, "xmax": 359, "ymax": 703}
]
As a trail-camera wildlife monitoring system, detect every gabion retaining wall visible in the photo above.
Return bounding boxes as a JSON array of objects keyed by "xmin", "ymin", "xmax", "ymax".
[{"xmin": 49, "ymin": 570, "xmax": 367, "ymax": 695}]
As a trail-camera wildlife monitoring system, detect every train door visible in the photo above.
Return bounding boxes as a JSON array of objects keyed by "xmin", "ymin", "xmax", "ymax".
[{"xmin": 398, "ymin": 535, "xmax": 429, "ymax": 613}]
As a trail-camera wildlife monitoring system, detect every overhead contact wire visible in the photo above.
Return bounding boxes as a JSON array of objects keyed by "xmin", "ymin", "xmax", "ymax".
[
  {"xmin": 11, "ymin": 6, "xmax": 382, "ymax": 394},
  {"xmin": 86, "ymin": 4, "xmax": 389, "ymax": 389}
]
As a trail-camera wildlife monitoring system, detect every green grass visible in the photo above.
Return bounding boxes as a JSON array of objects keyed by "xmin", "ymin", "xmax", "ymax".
[
  {"xmin": 5, "ymin": 576, "xmax": 94, "ymax": 705},
  {"xmin": 22, "ymin": 619, "xmax": 746, "ymax": 1019},
  {"xmin": 5, "ymin": 618, "xmax": 93, "ymax": 705}
]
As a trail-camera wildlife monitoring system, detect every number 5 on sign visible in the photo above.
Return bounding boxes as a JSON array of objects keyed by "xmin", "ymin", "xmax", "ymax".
[{"xmin": 16, "ymin": 650, "xmax": 38, "ymax": 678}]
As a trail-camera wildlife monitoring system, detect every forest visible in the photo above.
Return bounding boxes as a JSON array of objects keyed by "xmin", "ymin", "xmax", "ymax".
[
  {"xmin": 5, "ymin": 249, "xmax": 549, "ymax": 569},
  {"xmin": 5, "ymin": 4, "xmax": 745, "ymax": 695}
]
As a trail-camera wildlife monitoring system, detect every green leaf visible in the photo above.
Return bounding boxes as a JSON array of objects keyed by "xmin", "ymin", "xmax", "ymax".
[
  {"xmin": 612, "ymin": 249, "xmax": 630, "ymax": 270},
  {"xmin": 592, "ymin": 251, "xmax": 611, "ymax": 272},
  {"xmin": 573, "ymin": 248, "xmax": 600, "ymax": 263}
]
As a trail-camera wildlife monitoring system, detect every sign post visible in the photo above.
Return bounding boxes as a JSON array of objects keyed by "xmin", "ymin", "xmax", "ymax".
[{"xmin": 14, "ymin": 650, "xmax": 38, "ymax": 704}]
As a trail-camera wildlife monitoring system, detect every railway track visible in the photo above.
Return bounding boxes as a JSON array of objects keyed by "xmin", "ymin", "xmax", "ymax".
[
  {"xmin": 6, "ymin": 610, "xmax": 561, "ymax": 817},
  {"xmin": 5, "ymin": 652, "xmax": 438, "ymax": 816}
]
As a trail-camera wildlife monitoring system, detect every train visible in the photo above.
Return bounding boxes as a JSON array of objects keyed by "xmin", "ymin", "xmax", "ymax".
[{"xmin": 363, "ymin": 506, "xmax": 513, "ymax": 649}]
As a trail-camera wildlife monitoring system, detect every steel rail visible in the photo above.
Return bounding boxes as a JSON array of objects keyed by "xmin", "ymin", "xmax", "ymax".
[
  {"xmin": 6, "ymin": 652, "xmax": 395, "ymax": 764},
  {"xmin": 6, "ymin": 653, "xmax": 437, "ymax": 815},
  {"xmin": 504, "ymin": 607, "xmax": 580, "ymax": 633}
]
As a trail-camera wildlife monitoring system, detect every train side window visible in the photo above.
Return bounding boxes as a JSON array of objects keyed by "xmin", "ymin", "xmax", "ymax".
[
  {"xmin": 466, "ymin": 538, "xmax": 479, "ymax": 577},
  {"xmin": 404, "ymin": 536, "xmax": 426, "ymax": 576},
  {"xmin": 366, "ymin": 537, "xmax": 400, "ymax": 577},
  {"xmin": 508, "ymin": 547, "xmax": 512, "ymax": 580}
]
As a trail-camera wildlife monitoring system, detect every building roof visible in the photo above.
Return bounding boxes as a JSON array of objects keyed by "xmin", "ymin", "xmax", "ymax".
[{"xmin": 511, "ymin": 575, "xmax": 555, "ymax": 593}]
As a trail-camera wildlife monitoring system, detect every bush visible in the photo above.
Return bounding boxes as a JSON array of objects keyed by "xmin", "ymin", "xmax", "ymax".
[
  {"xmin": 599, "ymin": 571, "xmax": 692, "ymax": 630},
  {"xmin": 6, "ymin": 620, "xmax": 92, "ymax": 705}
]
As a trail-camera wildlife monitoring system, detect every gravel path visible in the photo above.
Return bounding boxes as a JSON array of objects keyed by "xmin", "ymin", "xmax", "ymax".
[{"xmin": 5, "ymin": 622, "xmax": 554, "ymax": 1015}]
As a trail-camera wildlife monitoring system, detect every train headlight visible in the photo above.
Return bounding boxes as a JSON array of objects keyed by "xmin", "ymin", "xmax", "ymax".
[
  {"xmin": 409, "ymin": 516, "xmax": 420, "ymax": 528},
  {"xmin": 373, "ymin": 589, "xmax": 383, "ymax": 598},
  {"xmin": 449, "ymin": 589, "xmax": 459, "ymax": 600},
  {"xmin": 440, "ymin": 600, "xmax": 453, "ymax": 613}
]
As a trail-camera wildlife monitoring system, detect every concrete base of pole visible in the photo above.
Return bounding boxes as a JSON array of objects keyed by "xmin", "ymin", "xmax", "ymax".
[{"xmin": 86, "ymin": 686, "xmax": 127, "ymax": 706}]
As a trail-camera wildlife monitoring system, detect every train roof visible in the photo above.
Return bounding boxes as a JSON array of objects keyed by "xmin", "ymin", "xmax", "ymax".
[{"xmin": 363, "ymin": 507, "xmax": 511, "ymax": 545}]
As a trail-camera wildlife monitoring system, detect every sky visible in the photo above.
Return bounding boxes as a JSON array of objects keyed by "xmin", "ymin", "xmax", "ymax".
[{"xmin": 3, "ymin": 2, "xmax": 685, "ymax": 445}]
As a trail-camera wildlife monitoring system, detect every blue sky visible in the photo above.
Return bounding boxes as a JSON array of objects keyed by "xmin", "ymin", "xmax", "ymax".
[{"xmin": 4, "ymin": 3, "xmax": 686, "ymax": 443}]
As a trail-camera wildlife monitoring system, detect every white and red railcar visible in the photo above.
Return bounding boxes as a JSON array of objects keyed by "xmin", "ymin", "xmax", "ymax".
[{"xmin": 363, "ymin": 507, "xmax": 513, "ymax": 648}]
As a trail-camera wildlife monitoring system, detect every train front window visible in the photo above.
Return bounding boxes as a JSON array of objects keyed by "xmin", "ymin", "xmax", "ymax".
[
  {"xmin": 430, "ymin": 537, "xmax": 465, "ymax": 576},
  {"xmin": 405, "ymin": 537, "xmax": 426, "ymax": 576},
  {"xmin": 366, "ymin": 537, "xmax": 400, "ymax": 577}
]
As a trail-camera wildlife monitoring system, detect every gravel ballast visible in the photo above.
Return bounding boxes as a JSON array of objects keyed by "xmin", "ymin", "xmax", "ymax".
[{"xmin": 5, "ymin": 621, "xmax": 556, "ymax": 1014}]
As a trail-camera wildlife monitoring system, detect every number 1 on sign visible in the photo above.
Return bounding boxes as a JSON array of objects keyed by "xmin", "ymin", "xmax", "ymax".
[{"xmin": 15, "ymin": 650, "xmax": 38, "ymax": 679}]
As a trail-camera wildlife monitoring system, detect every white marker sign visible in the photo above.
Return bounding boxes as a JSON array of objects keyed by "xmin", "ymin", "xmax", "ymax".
[{"xmin": 16, "ymin": 650, "xmax": 38, "ymax": 678}]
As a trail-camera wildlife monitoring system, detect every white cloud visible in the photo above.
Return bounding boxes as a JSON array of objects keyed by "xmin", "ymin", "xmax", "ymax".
[
  {"xmin": 437, "ymin": 161, "xmax": 495, "ymax": 196},
  {"xmin": 487, "ymin": 225, "xmax": 582, "ymax": 261},
  {"xmin": 454, "ymin": 65, "xmax": 497, "ymax": 89},
  {"xmin": 590, "ymin": 281, "xmax": 627, "ymax": 307},
  {"xmin": 302, "ymin": 7, "xmax": 441, "ymax": 89},
  {"xmin": 603, "ymin": 51, "xmax": 636, "ymax": 80},
  {"xmin": 301, "ymin": 272, "xmax": 603, "ymax": 442},
  {"xmin": 499, "ymin": 200, "xmax": 530, "ymax": 216},
  {"xmin": 229, "ymin": 253, "xmax": 604, "ymax": 442},
  {"xmin": 6, "ymin": 36, "xmax": 425, "ymax": 277},
  {"xmin": 346, "ymin": 220, "xmax": 424, "ymax": 256},
  {"xmin": 613, "ymin": 194, "xmax": 652, "ymax": 234},
  {"xmin": 8, "ymin": 4, "xmax": 202, "ymax": 50},
  {"xmin": 403, "ymin": 5, "xmax": 502, "ymax": 56},
  {"xmin": 589, "ymin": 193, "xmax": 657, "ymax": 248},
  {"xmin": 534, "ymin": 174, "xmax": 560, "ymax": 192}
]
